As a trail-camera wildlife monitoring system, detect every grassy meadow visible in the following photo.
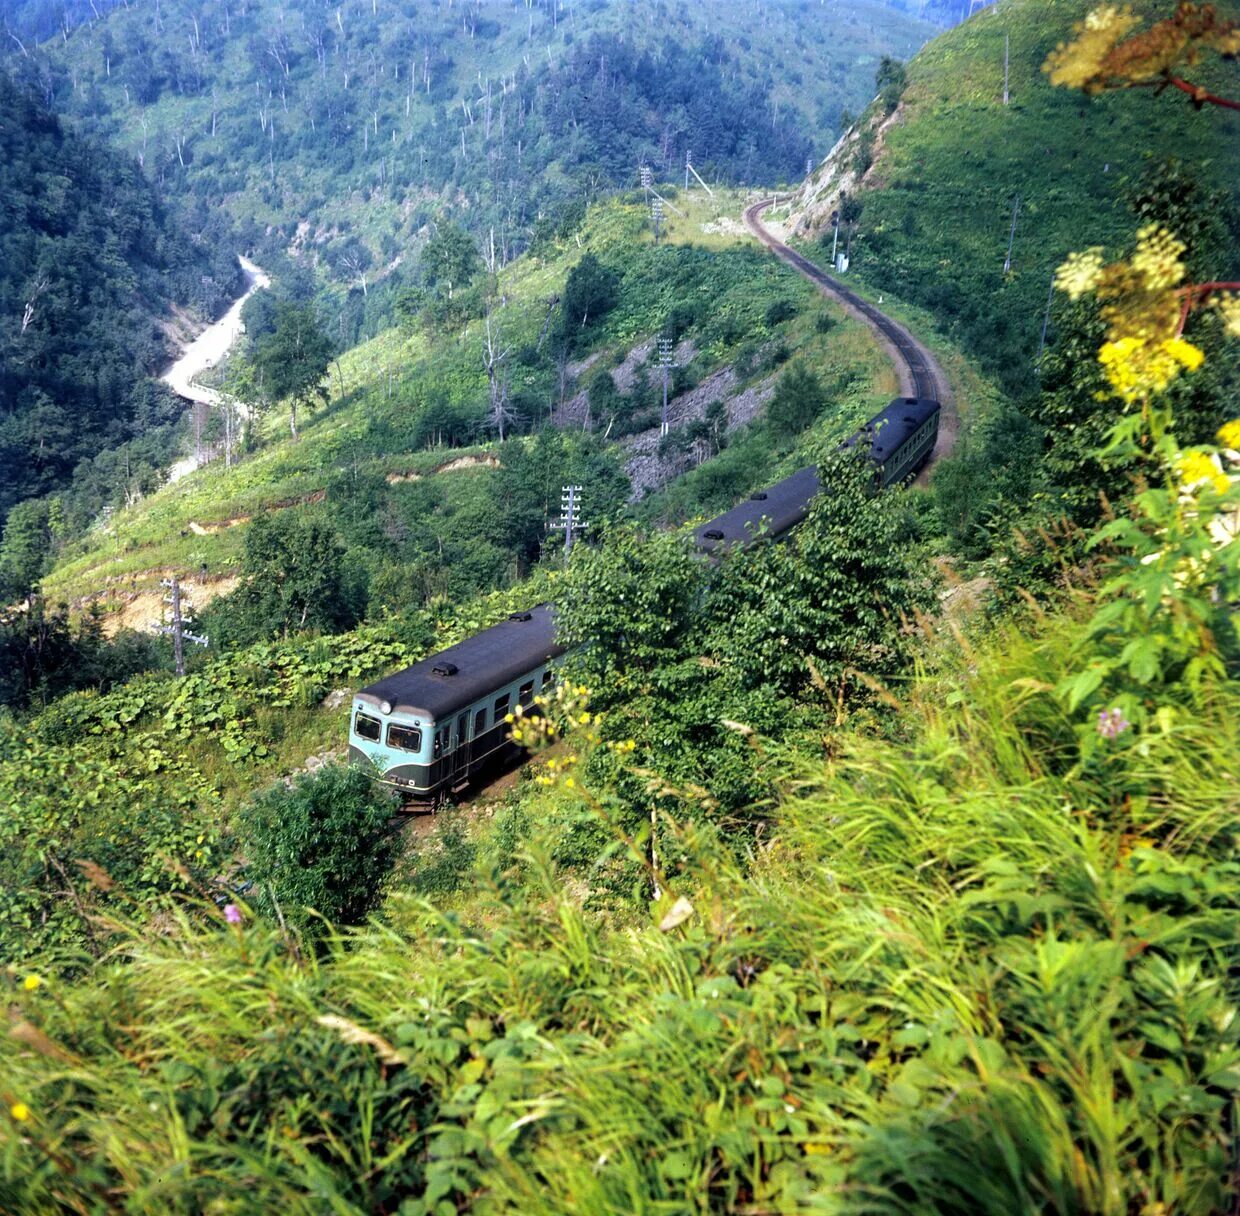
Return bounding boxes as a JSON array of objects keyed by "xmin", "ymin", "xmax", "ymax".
[{"xmin": 3, "ymin": 588, "xmax": 1237, "ymax": 1214}]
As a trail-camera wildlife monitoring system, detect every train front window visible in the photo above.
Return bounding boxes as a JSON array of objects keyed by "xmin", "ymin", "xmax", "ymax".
[
  {"xmin": 354, "ymin": 712, "xmax": 381, "ymax": 742},
  {"xmin": 387, "ymin": 724, "xmax": 423, "ymax": 752}
]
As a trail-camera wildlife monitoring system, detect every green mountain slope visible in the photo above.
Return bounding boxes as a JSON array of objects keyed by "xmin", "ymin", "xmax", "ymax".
[
  {"xmin": 3, "ymin": 6, "xmax": 1239, "ymax": 1207},
  {"xmin": 37, "ymin": 188, "xmax": 940, "ymax": 628},
  {"xmin": 12, "ymin": 0, "xmax": 937, "ymax": 284},
  {"xmin": 0, "ymin": 70, "xmax": 240, "ymax": 519},
  {"xmin": 781, "ymin": 0, "xmax": 1240, "ymax": 391},
  {"xmin": 3, "ymin": 580, "xmax": 1237, "ymax": 1213}
]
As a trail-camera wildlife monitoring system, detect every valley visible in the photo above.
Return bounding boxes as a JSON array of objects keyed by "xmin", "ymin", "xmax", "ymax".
[{"xmin": 1, "ymin": 1, "xmax": 1238, "ymax": 1212}]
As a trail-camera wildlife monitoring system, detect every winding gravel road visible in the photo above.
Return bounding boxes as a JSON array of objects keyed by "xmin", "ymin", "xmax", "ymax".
[
  {"xmin": 161, "ymin": 256, "xmax": 270, "ymax": 407},
  {"xmin": 160, "ymin": 255, "xmax": 269, "ymax": 483},
  {"xmin": 743, "ymin": 199, "xmax": 957, "ymax": 471}
]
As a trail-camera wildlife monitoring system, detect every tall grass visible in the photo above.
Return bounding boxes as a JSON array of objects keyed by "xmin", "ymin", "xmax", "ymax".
[{"xmin": 2, "ymin": 600, "xmax": 1236, "ymax": 1214}]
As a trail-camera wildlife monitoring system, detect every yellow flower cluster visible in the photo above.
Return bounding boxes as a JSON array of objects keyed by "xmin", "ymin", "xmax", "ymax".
[
  {"xmin": 1218, "ymin": 419, "xmax": 1240, "ymax": 452},
  {"xmin": 1096, "ymin": 336, "xmax": 1203, "ymax": 405},
  {"xmin": 1131, "ymin": 227, "xmax": 1188, "ymax": 292},
  {"xmin": 1057, "ymin": 226, "xmax": 1204, "ymax": 405},
  {"xmin": 1175, "ymin": 450, "xmax": 1230, "ymax": 496},
  {"xmin": 1055, "ymin": 248, "xmax": 1104, "ymax": 300},
  {"xmin": 534, "ymin": 753, "xmax": 582, "ymax": 788},
  {"xmin": 1044, "ymin": 5, "xmax": 1140, "ymax": 91},
  {"xmin": 510, "ymin": 681, "xmax": 604, "ymax": 792},
  {"xmin": 1044, "ymin": 4, "xmax": 1240, "ymax": 98},
  {"xmin": 9, "ymin": 1103, "xmax": 30, "ymax": 1123},
  {"xmin": 1216, "ymin": 294, "xmax": 1240, "ymax": 339}
]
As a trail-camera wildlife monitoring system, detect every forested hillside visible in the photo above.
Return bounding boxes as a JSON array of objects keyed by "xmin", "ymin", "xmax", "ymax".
[
  {"xmin": 8, "ymin": 0, "xmax": 938, "ymax": 285},
  {"xmin": 2, "ymin": 1, "xmax": 1240, "ymax": 1211},
  {"xmin": 781, "ymin": 0, "xmax": 1240, "ymax": 391},
  {"xmin": 0, "ymin": 70, "xmax": 240, "ymax": 520},
  {"xmin": 16, "ymin": 187, "xmax": 929, "ymax": 677}
]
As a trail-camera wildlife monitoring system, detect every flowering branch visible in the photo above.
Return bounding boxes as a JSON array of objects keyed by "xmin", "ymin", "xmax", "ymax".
[
  {"xmin": 1045, "ymin": 4, "xmax": 1240, "ymax": 111},
  {"xmin": 1163, "ymin": 74, "xmax": 1240, "ymax": 111}
]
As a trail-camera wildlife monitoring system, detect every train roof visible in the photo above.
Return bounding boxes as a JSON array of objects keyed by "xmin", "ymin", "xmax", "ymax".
[
  {"xmin": 692, "ymin": 464, "xmax": 821, "ymax": 555},
  {"xmin": 356, "ymin": 603, "xmax": 566, "ymax": 720},
  {"xmin": 692, "ymin": 397, "xmax": 940, "ymax": 556},
  {"xmin": 844, "ymin": 396, "xmax": 939, "ymax": 464}
]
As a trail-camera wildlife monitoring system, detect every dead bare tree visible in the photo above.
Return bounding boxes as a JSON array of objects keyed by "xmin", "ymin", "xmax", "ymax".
[
  {"xmin": 20, "ymin": 276, "xmax": 48, "ymax": 334},
  {"xmin": 535, "ymin": 295, "xmax": 560, "ymax": 353},
  {"xmin": 483, "ymin": 306, "xmax": 515, "ymax": 440}
]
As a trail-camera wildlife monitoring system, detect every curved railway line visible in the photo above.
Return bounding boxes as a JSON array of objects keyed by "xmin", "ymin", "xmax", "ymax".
[
  {"xmin": 743, "ymin": 198, "xmax": 958, "ymax": 470},
  {"xmin": 374, "ymin": 202, "xmax": 962, "ymax": 815}
]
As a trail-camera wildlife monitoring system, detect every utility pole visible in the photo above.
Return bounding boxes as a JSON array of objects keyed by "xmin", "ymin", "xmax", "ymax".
[
  {"xmin": 651, "ymin": 196, "xmax": 664, "ymax": 244},
  {"xmin": 1003, "ymin": 32, "xmax": 1010, "ymax": 105},
  {"xmin": 658, "ymin": 335, "xmax": 677, "ymax": 437},
  {"xmin": 685, "ymin": 148, "xmax": 690, "ymax": 191},
  {"xmin": 159, "ymin": 576, "xmax": 208, "ymax": 676},
  {"xmin": 639, "ymin": 162, "xmax": 652, "ymax": 201},
  {"xmin": 1003, "ymin": 194, "xmax": 1020, "ymax": 274},
  {"xmin": 684, "ymin": 152, "xmax": 714, "ymax": 197},
  {"xmin": 1036, "ymin": 269, "xmax": 1055, "ymax": 370},
  {"xmin": 830, "ymin": 208, "xmax": 841, "ymax": 267},
  {"xmin": 553, "ymin": 485, "xmax": 585, "ymax": 564}
]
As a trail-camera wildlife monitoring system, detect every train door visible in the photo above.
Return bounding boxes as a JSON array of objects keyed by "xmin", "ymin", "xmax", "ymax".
[{"xmin": 452, "ymin": 711, "xmax": 471, "ymax": 785}]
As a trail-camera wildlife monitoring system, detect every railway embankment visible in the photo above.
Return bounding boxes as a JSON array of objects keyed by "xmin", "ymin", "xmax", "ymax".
[{"xmin": 743, "ymin": 199, "xmax": 957, "ymax": 472}]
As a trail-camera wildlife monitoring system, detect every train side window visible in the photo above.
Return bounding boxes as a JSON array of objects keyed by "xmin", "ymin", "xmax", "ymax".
[
  {"xmin": 434, "ymin": 726, "xmax": 450, "ymax": 757},
  {"xmin": 494, "ymin": 693, "xmax": 510, "ymax": 720},
  {"xmin": 541, "ymin": 671, "xmax": 554, "ymax": 690},
  {"xmin": 386, "ymin": 724, "xmax": 422, "ymax": 752},
  {"xmin": 354, "ymin": 712, "xmax": 381, "ymax": 742},
  {"xmin": 518, "ymin": 680, "xmax": 534, "ymax": 707},
  {"xmin": 473, "ymin": 707, "xmax": 487, "ymax": 736}
]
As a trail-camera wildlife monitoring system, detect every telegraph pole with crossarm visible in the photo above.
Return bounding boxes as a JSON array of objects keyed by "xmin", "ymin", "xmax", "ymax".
[
  {"xmin": 552, "ymin": 484, "xmax": 586, "ymax": 565},
  {"xmin": 158, "ymin": 576, "xmax": 208, "ymax": 676},
  {"xmin": 658, "ymin": 335, "xmax": 678, "ymax": 437}
]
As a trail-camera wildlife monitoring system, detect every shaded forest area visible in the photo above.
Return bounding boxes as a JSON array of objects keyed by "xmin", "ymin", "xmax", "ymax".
[
  {"xmin": 8, "ymin": 0, "xmax": 934, "ymax": 284},
  {"xmin": 0, "ymin": 70, "xmax": 241, "ymax": 519}
]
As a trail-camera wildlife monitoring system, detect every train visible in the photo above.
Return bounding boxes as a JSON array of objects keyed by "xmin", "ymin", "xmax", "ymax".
[{"xmin": 347, "ymin": 395, "xmax": 940, "ymax": 805}]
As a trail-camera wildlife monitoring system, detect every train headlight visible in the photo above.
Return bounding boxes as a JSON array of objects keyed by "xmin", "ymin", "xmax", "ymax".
[{"xmin": 380, "ymin": 700, "xmax": 392, "ymax": 715}]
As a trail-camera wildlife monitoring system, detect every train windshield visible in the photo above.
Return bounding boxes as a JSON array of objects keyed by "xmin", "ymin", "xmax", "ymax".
[
  {"xmin": 387, "ymin": 724, "xmax": 423, "ymax": 752},
  {"xmin": 354, "ymin": 712, "xmax": 381, "ymax": 742}
]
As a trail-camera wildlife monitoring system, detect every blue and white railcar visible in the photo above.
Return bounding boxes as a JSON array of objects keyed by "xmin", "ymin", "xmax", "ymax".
[{"xmin": 348, "ymin": 605, "xmax": 565, "ymax": 802}]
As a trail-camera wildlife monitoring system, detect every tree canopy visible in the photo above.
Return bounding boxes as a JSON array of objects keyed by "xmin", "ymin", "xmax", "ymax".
[
  {"xmin": 0, "ymin": 71, "xmax": 238, "ymax": 523},
  {"xmin": 252, "ymin": 303, "xmax": 334, "ymax": 438}
]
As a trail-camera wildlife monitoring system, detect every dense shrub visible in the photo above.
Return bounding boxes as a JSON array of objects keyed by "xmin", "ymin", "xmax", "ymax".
[
  {"xmin": 238, "ymin": 762, "xmax": 399, "ymax": 931},
  {"xmin": 204, "ymin": 511, "xmax": 360, "ymax": 648},
  {"xmin": 766, "ymin": 364, "xmax": 825, "ymax": 441}
]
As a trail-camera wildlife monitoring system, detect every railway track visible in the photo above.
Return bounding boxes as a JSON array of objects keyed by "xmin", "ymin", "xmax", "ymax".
[{"xmin": 743, "ymin": 198, "xmax": 957, "ymax": 469}]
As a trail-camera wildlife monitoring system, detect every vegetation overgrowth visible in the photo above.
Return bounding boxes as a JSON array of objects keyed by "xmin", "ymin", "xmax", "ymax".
[
  {"xmin": 782, "ymin": 0, "xmax": 1239, "ymax": 392},
  {"xmin": 2, "ymin": 0, "xmax": 1240, "ymax": 1209},
  {"xmin": 19, "ymin": 190, "xmax": 904, "ymax": 649},
  {"xmin": 2, "ymin": 592, "xmax": 1237, "ymax": 1213},
  {"xmin": 0, "ymin": 70, "xmax": 239, "ymax": 524}
]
